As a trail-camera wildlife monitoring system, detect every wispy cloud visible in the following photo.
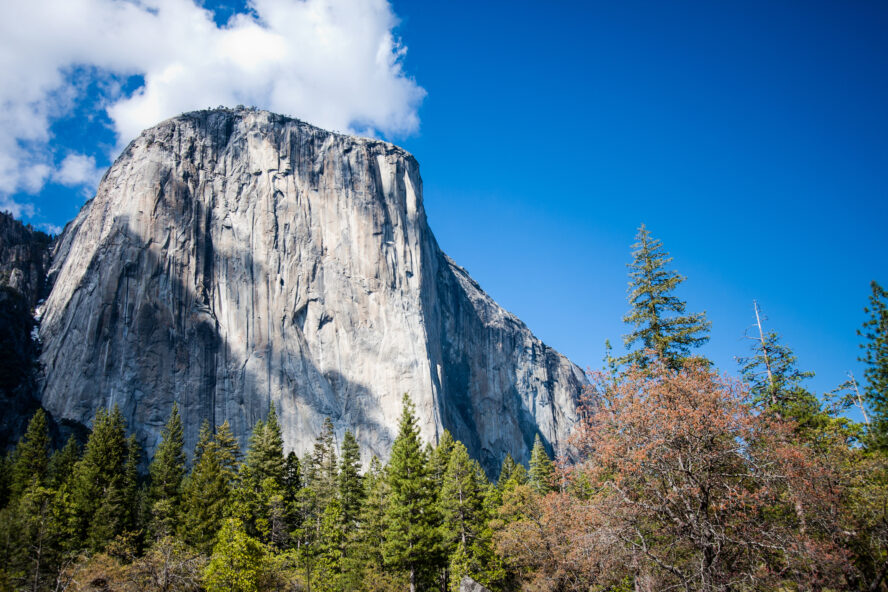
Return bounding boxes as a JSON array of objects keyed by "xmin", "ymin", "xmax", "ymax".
[
  {"xmin": 53, "ymin": 153, "xmax": 104, "ymax": 189},
  {"xmin": 0, "ymin": 0, "xmax": 424, "ymax": 209}
]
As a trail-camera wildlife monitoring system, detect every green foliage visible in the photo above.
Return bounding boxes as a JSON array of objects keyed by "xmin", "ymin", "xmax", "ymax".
[
  {"xmin": 344, "ymin": 456, "xmax": 388, "ymax": 589},
  {"xmin": 68, "ymin": 405, "xmax": 132, "ymax": 552},
  {"xmin": 859, "ymin": 280, "xmax": 888, "ymax": 449},
  {"xmin": 313, "ymin": 499, "xmax": 345, "ymax": 591},
  {"xmin": 383, "ymin": 394, "xmax": 442, "ymax": 590},
  {"xmin": 528, "ymin": 435, "xmax": 555, "ymax": 495},
  {"xmin": 439, "ymin": 442, "xmax": 504, "ymax": 590},
  {"xmin": 47, "ymin": 435, "xmax": 80, "ymax": 489},
  {"xmin": 737, "ymin": 319, "xmax": 825, "ymax": 430},
  {"xmin": 621, "ymin": 224, "xmax": 710, "ymax": 368},
  {"xmin": 307, "ymin": 417, "xmax": 338, "ymax": 509},
  {"xmin": 243, "ymin": 407, "xmax": 285, "ymax": 486},
  {"xmin": 496, "ymin": 454, "xmax": 518, "ymax": 490},
  {"xmin": 204, "ymin": 518, "xmax": 269, "ymax": 592},
  {"xmin": 429, "ymin": 429, "xmax": 455, "ymax": 492},
  {"xmin": 181, "ymin": 421, "xmax": 237, "ymax": 553},
  {"xmin": 337, "ymin": 429, "xmax": 363, "ymax": 536},
  {"xmin": 440, "ymin": 442, "xmax": 485, "ymax": 549},
  {"xmin": 10, "ymin": 409, "xmax": 50, "ymax": 498},
  {"xmin": 238, "ymin": 409, "xmax": 287, "ymax": 544},
  {"xmin": 148, "ymin": 403, "xmax": 186, "ymax": 538}
]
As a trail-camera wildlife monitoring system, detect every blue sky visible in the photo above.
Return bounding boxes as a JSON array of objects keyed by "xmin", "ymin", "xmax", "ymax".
[{"xmin": 3, "ymin": 0, "xmax": 886, "ymax": 404}]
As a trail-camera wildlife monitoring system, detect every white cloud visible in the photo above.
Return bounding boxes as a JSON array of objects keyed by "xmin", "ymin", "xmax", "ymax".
[
  {"xmin": 0, "ymin": 196, "xmax": 36, "ymax": 219},
  {"xmin": 37, "ymin": 223, "xmax": 64, "ymax": 236},
  {"xmin": 0, "ymin": 0, "xmax": 424, "ymax": 202},
  {"xmin": 54, "ymin": 153, "xmax": 104, "ymax": 189}
]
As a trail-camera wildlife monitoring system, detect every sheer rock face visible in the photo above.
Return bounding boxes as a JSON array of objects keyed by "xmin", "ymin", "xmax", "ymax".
[
  {"xmin": 39, "ymin": 108, "xmax": 584, "ymax": 472},
  {"xmin": 0, "ymin": 212, "xmax": 51, "ymax": 309},
  {"xmin": 0, "ymin": 213, "xmax": 52, "ymax": 448}
]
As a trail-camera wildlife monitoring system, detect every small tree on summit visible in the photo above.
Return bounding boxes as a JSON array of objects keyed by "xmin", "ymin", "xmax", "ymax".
[{"xmin": 621, "ymin": 224, "xmax": 710, "ymax": 369}]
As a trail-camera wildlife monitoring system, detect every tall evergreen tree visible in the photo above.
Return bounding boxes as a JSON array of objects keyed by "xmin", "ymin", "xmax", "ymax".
[
  {"xmin": 214, "ymin": 420, "xmax": 241, "ymax": 475},
  {"xmin": 181, "ymin": 421, "xmax": 235, "ymax": 553},
  {"xmin": 48, "ymin": 435, "xmax": 80, "ymax": 489},
  {"xmin": 68, "ymin": 405, "xmax": 130, "ymax": 551},
  {"xmin": 203, "ymin": 518, "xmax": 269, "ymax": 592},
  {"xmin": 440, "ymin": 442, "xmax": 485, "ymax": 550},
  {"xmin": 314, "ymin": 498, "xmax": 346, "ymax": 592},
  {"xmin": 428, "ymin": 430, "xmax": 455, "ymax": 493},
  {"xmin": 528, "ymin": 435, "xmax": 555, "ymax": 495},
  {"xmin": 859, "ymin": 280, "xmax": 888, "ymax": 449},
  {"xmin": 238, "ymin": 409, "xmax": 287, "ymax": 543},
  {"xmin": 338, "ymin": 430, "xmax": 363, "ymax": 536},
  {"xmin": 122, "ymin": 434, "xmax": 143, "ymax": 534},
  {"xmin": 307, "ymin": 417, "xmax": 339, "ymax": 507},
  {"xmin": 283, "ymin": 450, "xmax": 301, "ymax": 536},
  {"xmin": 737, "ymin": 304, "xmax": 822, "ymax": 427},
  {"xmin": 346, "ymin": 456, "xmax": 398, "ymax": 591},
  {"xmin": 621, "ymin": 224, "xmax": 710, "ymax": 368},
  {"xmin": 10, "ymin": 409, "xmax": 51, "ymax": 497},
  {"xmin": 497, "ymin": 454, "xmax": 518, "ymax": 490},
  {"xmin": 243, "ymin": 407, "xmax": 285, "ymax": 485},
  {"xmin": 383, "ymin": 394, "xmax": 443, "ymax": 592},
  {"xmin": 148, "ymin": 403, "xmax": 186, "ymax": 538}
]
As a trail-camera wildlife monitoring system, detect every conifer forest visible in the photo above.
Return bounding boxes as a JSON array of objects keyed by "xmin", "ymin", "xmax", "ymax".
[{"xmin": 2, "ymin": 226, "xmax": 886, "ymax": 592}]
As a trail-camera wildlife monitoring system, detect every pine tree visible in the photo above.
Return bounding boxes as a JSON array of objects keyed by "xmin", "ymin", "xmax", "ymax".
[
  {"xmin": 181, "ymin": 421, "xmax": 234, "ymax": 553},
  {"xmin": 68, "ymin": 405, "xmax": 131, "ymax": 551},
  {"xmin": 283, "ymin": 450, "xmax": 301, "ymax": 535},
  {"xmin": 214, "ymin": 420, "xmax": 241, "ymax": 475},
  {"xmin": 314, "ymin": 498, "xmax": 346, "ymax": 592},
  {"xmin": 308, "ymin": 417, "xmax": 338, "ymax": 507},
  {"xmin": 349, "ymin": 456, "xmax": 405, "ymax": 591},
  {"xmin": 621, "ymin": 225, "xmax": 710, "ymax": 368},
  {"xmin": 383, "ymin": 394, "xmax": 443, "ymax": 592},
  {"xmin": 244, "ymin": 407, "xmax": 285, "ymax": 485},
  {"xmin": 10, "ymin": 409, "xmax": 51, "ymax": 497},
  {"xmin": 497, "ymin": 454, "xmax": 518, "ymax": 490},
  {"xmin": 148, "ymin": 403, "xmax": 186, "ymax": 538},
  {"xmin": 738, "ymin": 304, "xmax": 822, "ymax": 427},
  {"xmin": 48, "ymin": 435, "xmax": 80, "ymax": 489},
  {"xmin": 338, "ymin": 430, "xmax": 363, "ymax": 536},
  {"xmin": 12, "ymin": 482, "xmax": 60, "ymax": 591},
  {"xmin": 123, "ymin": 434, "xmax": 143, "ymax": 532},
  {"xmin": 528, "ymin": 435, "xmax": 555, "ymax": 494},
  {"xmin": 859, "ymin": 280, "xmax": 888, "ymax": 449},
  {"xmin": 238, "ymin": 409, "xmax": 287, "ymax": 543},
  {"xmin": 440, "ymin": 442, "xmax": 485, "ymax": 550},
  {"xmin": 429, "ymin": 430, "xmax": 455, "ymax": 492},
  {"xmin": 203, "ymin": 518, "xmax": 269, "ymax": 592}
]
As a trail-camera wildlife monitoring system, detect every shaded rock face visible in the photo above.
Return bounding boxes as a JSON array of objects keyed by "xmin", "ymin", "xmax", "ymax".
[
  {"xmin": 0, "ymin": 213, "xmax": 52, "ymax": 448},
  {"xmin": 39, "ymin": 108, "xmax": 584, "ymax": 473},
  {"xmin": 0, "ymin": 212, "xmax": 51, "ymax": 309}
]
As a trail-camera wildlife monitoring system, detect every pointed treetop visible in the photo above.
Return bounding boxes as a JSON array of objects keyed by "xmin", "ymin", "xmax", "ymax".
[
  {"xmin": 528, "ymin": 435, "xmax": 556, "ymax": 495},
  {"xmin": 621, "ymin": 224, "xmax": 710, "ymax": 369}
]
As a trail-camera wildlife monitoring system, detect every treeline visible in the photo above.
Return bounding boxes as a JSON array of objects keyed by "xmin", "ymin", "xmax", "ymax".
[
  {"xmin": 0, "ymin": 394, "xmax": 559, "ymax": 592},
  {"xmin": 1, "ymin": 225, "xmax": 886, "ymax": 592}
]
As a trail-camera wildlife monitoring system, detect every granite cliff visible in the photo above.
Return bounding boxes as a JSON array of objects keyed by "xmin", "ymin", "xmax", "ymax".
[
  {"xmin": 36, "ymin": 108, "xmax": 585, "ymax": 472},
  {"xmin": 0, "ymin": 213, "xmax": 52, "ymax": 447}
]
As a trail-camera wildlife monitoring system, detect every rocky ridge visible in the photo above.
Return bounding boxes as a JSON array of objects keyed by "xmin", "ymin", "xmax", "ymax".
[{"xmin": 35, "ymin": 108, "xmax": 585, "ymax": 472}]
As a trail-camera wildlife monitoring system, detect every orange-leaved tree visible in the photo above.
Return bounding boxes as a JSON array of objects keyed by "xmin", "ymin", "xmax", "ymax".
[{"xmin": 568, "ymin": 360, "xmax": 848, "ymax": 591}]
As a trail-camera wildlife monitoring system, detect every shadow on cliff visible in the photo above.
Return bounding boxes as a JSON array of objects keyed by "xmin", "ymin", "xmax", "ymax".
[{"xmin": 41, "ymin": 216, "xmax": 392, "ymax": 464}]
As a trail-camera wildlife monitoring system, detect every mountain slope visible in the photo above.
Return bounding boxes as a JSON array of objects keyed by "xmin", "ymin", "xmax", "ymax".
[{"xmin": 38, "ymin": 108, "xmax": 584, "ymax": 472}]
